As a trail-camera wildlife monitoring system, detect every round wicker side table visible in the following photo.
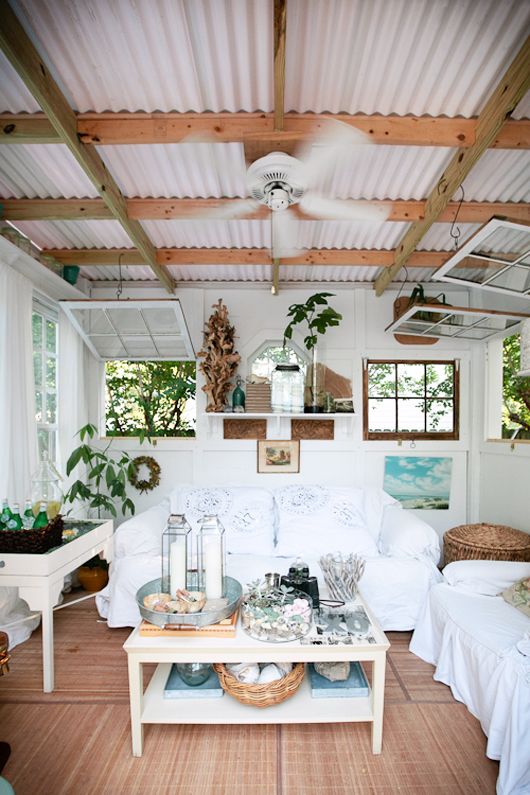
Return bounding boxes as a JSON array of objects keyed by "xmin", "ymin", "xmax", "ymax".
[{"xmin": 443, "ymin": 523, "xmax": 530, "ymax": 565}]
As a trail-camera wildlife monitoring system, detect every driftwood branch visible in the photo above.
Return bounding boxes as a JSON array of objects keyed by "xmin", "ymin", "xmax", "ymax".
[{"xmin": 198, "ymin": 299, "xmax": 241, "ymax": 412}]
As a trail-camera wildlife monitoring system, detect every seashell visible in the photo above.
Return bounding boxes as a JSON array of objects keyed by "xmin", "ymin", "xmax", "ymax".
[
  {"xmin": 166, "ymin": 600, "xmax": 186, "ymax": 613},
  {"xmin": 275, "ymin": 662, "xmax": 293, "ymax": 676},
  {"xmin": 226, "ymin": 662, "xmax": 260, "ymax": 684},
  {"xmin": 153, "ymin": 603, "xmax": 169, "ymax": 613},
  {"xmin": 143, "ymin": 592, "xmax": 171, "ymax": 610},
  {"xmin": 175, "ymin": 589, "xmax": 206, "ymax": 613},
  {"xmin": 258, "ymin": 664, "xmax": 282, "ymax": 684}
]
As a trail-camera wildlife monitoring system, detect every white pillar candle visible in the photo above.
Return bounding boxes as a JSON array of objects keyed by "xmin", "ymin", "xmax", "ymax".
[
  {"xmin": 169, "ymin": 539, "xmax": 187, "ymax": 596},
  {"xmin": 203, "ymin": 535, "xmax": 223, "ymax": 599}
]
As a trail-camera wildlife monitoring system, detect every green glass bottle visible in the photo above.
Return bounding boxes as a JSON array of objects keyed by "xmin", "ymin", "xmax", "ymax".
[
  {"xmin": 232, "ymin": 377, "xmax": 245, "ymax": 411},
  {"xmin": 7, "ymin": 503, "xmax": 23, "ymax": 530},
  {"xmin": 23, "ymin": 499, "xmax": 35, "ymax": 530},
  {"xmin": 0, "ymin": 499, "xmax": 12, "ymax": 529},
  {"xmin": 33, "ymin": 502, "xmax": 49, "ymax": 529}
]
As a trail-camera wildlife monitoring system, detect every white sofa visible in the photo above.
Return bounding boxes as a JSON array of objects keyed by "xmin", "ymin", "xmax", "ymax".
[
  {"xmin": 410, "ymin": 560, "xmax": 530, "ymax": 795},
  {"xmin": 96, "ymin": 484, "xmax": 442, "ymax": 631}
]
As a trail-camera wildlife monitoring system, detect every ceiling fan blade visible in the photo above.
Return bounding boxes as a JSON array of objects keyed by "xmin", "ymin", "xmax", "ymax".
[
  {"xmin": 299, "ymin": 195, "xmax": 390, "ymax": 222},
  {"xmin": 187, "ymin": 198, "xmax": 260, "ymax": 220},
  {"xmin": 271, "ymin": 210, "xmax": 303, "ymax": 260},
  {"xmin": 296, "ymin": 119, "xmax": 371, "ymax": 190}
]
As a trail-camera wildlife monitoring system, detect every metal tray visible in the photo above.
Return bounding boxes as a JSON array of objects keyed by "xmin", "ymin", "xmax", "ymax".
[{"xmin": 136, "ymin": 576, "xmax": 242, "ymax": 628}]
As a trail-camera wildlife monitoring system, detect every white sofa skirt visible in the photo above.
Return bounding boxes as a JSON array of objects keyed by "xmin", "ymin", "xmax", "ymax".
[
  {"xmin": 410, "ymin": 583, "xmax": 530, "ymax": 795},
  {"xmin": 96, "ymin": 553, "xmax": 442, "ymax": 632}
]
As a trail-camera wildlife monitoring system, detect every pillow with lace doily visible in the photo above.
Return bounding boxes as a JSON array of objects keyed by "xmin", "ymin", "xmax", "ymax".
[
  {"xmin": 273, "ymin": 485, "xmax": 382, "ymax": 558},
  {"xmin": 169, "ymin": 485, "xmax": 276, "ymax": 555}
]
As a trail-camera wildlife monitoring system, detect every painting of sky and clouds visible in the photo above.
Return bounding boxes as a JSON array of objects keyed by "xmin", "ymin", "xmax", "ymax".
[{"xmin": 383, "ymin": 456, "xmax": 452, "ymax": 510}]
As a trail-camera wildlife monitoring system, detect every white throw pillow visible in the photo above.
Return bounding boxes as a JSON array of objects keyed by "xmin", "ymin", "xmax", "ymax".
[
  {"xmin": 443, "ymin": 560, "xmax": 530, "ymax": 596},
  {"xmin": 273, "ymin": 485, "xmax": 380, "ymax": 558},
  {"xmin": 169, "ymin": 485, "xmax": 276, "ymax": 556},
  {"xmin": 379, "ymin": 504, "xmax": 441, "ymax": 564}
]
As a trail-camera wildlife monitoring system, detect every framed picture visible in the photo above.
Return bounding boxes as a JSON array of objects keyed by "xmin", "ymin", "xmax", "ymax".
[{"xmin": 257, "ymin": 440, "xmax": 300, "ymax": 474}]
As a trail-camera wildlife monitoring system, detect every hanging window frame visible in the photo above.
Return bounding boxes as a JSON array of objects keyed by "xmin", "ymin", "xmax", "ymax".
[
  {"xmin": 363, "ymin": 359, "xmax": 460, "ymax": 441},
  {"xmin": 32, "ymin": 296, "xmax": 59, "ymax": 460}
]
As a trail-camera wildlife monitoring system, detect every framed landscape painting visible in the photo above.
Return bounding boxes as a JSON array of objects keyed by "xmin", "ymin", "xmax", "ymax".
[
  {"xmin": 383, "ymin": 456, "xmax": 452, "ymax": 509},
  {"xmin": 257, "ymin": 440, "xmax": 300, "ymax": 473}
]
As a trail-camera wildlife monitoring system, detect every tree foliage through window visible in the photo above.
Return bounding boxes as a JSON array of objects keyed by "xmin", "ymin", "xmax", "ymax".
[
  {"xmin": 105, "ymin": 361, "xmax": 196, "ymax": 438},
  {"xmin": 502, "ymin": 334, "xmax": 530, "ymax": 439}
]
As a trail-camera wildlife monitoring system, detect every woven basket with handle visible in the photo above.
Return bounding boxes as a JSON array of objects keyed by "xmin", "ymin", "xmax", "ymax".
[{"xmin": 213, "ymin": 662, "xmax": 305, "ymax": 707}]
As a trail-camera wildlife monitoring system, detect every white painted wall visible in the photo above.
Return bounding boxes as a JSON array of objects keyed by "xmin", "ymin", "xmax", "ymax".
[{"xmin": 86, "ymin": 283, "xmax": 474, "ymax": 541}]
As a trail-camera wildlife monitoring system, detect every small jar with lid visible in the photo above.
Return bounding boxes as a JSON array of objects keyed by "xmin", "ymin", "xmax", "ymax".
[{"xmin": 271, "ymin": 364, "xmax": 304, "ymax": 413}]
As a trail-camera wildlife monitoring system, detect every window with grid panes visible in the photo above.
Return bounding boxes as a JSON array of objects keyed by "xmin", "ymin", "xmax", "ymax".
[
  {"xmin": 32, "ymin": 302, "xmax": 58, "ymax": 460},
  {"xmin": 363, "ymin": 360, "xmax": 459, "ymax": 440}
]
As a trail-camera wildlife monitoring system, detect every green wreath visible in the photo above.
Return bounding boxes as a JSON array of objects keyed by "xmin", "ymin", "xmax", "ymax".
[{"xmin": 129, "ymin": 456, "xmax": 161, "ymax": 494}]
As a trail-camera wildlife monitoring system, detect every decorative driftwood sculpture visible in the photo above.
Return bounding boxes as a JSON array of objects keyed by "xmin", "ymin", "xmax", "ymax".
[{"xmin": 198, "ymin": 299, "xmax": 241, "ymax": 412}]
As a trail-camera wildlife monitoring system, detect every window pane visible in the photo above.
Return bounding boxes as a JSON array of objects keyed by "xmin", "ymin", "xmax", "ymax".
[
  {"xmin": 32, "ymin": 313, "xmax": 42, "ymax": 348},
  {"xmin": 46, "ymin": 357, "xmax": 56, "ymax": 391},
  {"xmin": 397, "ymin": 399, "xmax": 425, "ymax": 432},
  {"xmin": 33, "ymin": 351, "xmax": 42, "ymax": 386},
  {"xmin": 427, "ymin": 400, "xmax": 454, "ymax": 432},
  {"xmin": 45, "ymin": 319, "xmax": 56, "ymax": 353},
  {"xmin": 35, "ymin": 389, "xmax": 43, "ymax": 422},
  {"xmin": 46, "ymin": 392, "xmax": 57, "ymax": 424},
  {"xmin": 397, "ymin": 363, "xmax": 424, "ymax": 397},
  {"xmin": 368, "ymin": 399, "xmax": 396, "ymax": 432},
  {"xmin": 426, "ymin": 364, "xmax": 454, "ymax": 397},
  {"xmin": 251, "ymin": 345, "xmax": 306, "ymax": 381},
  {"xmin": 37, "ymin": 428, "xmax": 50, "ymax": 460},
  {"xmin": 368, "ymin": 364, "xmax": 395, "ymax": 397}
]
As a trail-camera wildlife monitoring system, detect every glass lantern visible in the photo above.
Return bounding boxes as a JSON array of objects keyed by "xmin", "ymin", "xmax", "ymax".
[
  {"xmin": 197, "ymin": 515, "xmax": 226, "ymax": 599},
  {"xmin": 30, "ymin": 451, "xmax": 63, "ymax": 518},
  {"xmin": 161, "ymin": 514, "xmax": 192, "ymax": 597},
  {"xmin": 271, "ymin": 364, "xmax": 304, "ymax": 413}
]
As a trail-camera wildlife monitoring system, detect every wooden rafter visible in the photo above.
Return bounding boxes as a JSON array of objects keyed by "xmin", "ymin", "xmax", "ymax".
[
  {"xmin": 43, "ymin": 248, "xmax": 451, "ymax": 267},
  {"xmin": 2, "ymin": 197, "xmax": 529, "ymax": 223},
  {"xmin": 374, "ymin": 35, "xmax": 530, "ymax": 295},
  {"xmin": 0, "ymin": 0, "xmax": 174, "ymax": 293},
  {"xmin": 1, "ymin": 112, "xmax": 529, "ymax": 148},
  {"xmin": 274, "ymin": 0, "xmax": 287, "ymax": 132}
]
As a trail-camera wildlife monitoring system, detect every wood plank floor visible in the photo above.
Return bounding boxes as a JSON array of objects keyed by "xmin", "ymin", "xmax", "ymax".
[{"xmin": 0, "ymin": 601, "xmax": 498, "ymax": 795}]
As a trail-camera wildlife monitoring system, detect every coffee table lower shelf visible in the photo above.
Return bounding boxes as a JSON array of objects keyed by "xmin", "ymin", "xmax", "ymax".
[{"xmin": 142, "ymin": 663, "xmax": 374, "ymax": 726}]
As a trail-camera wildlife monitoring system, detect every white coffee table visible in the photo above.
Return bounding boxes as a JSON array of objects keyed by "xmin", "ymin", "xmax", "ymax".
[
  {"xmin": 124, "ymin": 597, "xmax": 389, "ymax": 757},
  {"xmin": 0, "ymin": 518, "xmax": 113, "ymax": 692}
]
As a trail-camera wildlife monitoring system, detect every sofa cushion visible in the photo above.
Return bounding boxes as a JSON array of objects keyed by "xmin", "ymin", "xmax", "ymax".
[
  {"xmin": 273, "ymin": 485, "xmax": 381, "ymax": 558},
  {"xmin": 502, "ymin": 576, "xmax": 530, "ymax": 617},
  {"xmin": 169, "ymin": 485, "xmax": 275, "ymax": 555}
]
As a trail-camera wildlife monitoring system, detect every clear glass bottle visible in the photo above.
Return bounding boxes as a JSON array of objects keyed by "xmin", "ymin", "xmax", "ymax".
[
  {"xmin": 197, "ymin": 515, "xmax": 226, "ymax": 599},
  {"xmin": 161, "ymin": 514, "xmax": 192, "ymax": 597},
  {"xmin": 31, "ymin": 452, "xmax": 63, "ymax": 518},
  {"xmin": 271, "ymin": 364, "xmax": 304, "ymax": 413}
]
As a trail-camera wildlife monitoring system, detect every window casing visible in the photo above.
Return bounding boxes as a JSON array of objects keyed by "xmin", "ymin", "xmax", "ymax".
[
  {"xmin": 363, "ymin": 359, "xmax": 459, "ymax": 440},
  {"xmin": 32, "ymin": 301, "xmax": 59, "ymax": 460},
  {"xmin": 248, "ymin": 342, "xmax": 307, "ymax": 381}
]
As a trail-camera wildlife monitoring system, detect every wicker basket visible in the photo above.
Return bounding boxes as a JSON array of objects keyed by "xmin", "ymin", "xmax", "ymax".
[
  {"xmin": 444, "ymin": 522, "xmax": 530, "ymax": 565},
  {"xmin": 213, "ymin": 662, "xmax": 305, "ymax": 707},
  {"xmin": 0, "ymin": 514, "xmax": 63, "ymax": 554}
]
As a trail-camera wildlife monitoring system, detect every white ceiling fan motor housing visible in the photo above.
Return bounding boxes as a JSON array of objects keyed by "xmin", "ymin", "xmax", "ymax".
[{"xmin": 247, "ymin": 152, "xmax": 305, "ymax": 210}]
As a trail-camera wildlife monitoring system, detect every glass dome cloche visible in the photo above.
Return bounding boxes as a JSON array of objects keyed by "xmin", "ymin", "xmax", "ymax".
[{"xmin": 31, "ymin": 452, "xmax": 63, "ymax": 518}]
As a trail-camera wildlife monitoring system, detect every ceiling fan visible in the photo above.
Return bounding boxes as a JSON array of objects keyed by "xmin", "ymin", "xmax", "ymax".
[{"xmin": 189, "ymin": 119, "xmax": 389, "ymax": 259}]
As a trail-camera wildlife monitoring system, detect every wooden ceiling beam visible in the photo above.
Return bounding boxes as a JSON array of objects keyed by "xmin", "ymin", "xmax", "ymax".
[
  {"xmin": 3, "ymin": 197, "xmax": 529, "ymax": 223},
  {"xmin": 374, "ymin": 35, "xmax": 530, "ymax": 295},
  {"xmin": 274, "ymin": 0, "xmax": 287, "ymax": 132},
  {"xmin": 0, "ymin": 1, "xmax": 174, "ymax": 293},
  {"xmin": 44, "ymin": 248, "xmax": 450, "ymax": 267},
  {"xmin": 1, "ymin": 112, "xmax": 529, "ymax": 148}
]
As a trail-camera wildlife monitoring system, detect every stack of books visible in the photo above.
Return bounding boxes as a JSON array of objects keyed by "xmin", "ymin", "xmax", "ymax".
[{"xmin": 245, "ymin": 382, "xmax": 272, "ymax": 412}]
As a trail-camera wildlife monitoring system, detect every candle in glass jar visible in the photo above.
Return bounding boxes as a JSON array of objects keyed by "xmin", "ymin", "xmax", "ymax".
[
  {"xmin": 169, "ymin": 538, "xmax": 187, "ymax": 595},
  {"xmin": 203, "ymin": 535, "xmax": 223, "ymax": 598}
]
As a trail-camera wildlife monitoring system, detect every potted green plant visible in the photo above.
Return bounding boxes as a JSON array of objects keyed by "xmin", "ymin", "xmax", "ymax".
[
  {"xmin": 77, "ymin": 555, "xmax": 109, "ymax": 592},
  {"xmin": 283, "ymin": 292, "xmax": 343, "ymax": 412},
  {"xmin": 63, "ymin": 423, "xmax": 136, "ymax": 519}
]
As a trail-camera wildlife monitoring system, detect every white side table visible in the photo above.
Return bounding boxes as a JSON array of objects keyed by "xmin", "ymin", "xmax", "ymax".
[{"xmin": 0, "ymin": 518, "xmax": 113, "ymax": 692}]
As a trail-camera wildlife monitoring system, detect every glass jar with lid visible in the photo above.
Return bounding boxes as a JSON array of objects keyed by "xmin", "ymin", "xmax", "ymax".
[
  {"xmin": 271, "ymin": 364, "xmax": 304, "ymax": 413},
  {"xmin": 241, "ymin": 584, "xmax": 313, "ymax": 642},
  {"xmin": 30, "ymin": 452, "xmax": 63, "ymax": 519}
]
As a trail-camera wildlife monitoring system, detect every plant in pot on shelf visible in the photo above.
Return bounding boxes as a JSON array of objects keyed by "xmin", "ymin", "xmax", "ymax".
[
  {"xmin": 77, "ymin": 555, "xmax": 109, "ymax": 592},
  {"xmin": 283, "ymin": 293, "xmax": 343, "ymax": 413},
  {"xmin": 63, "ymin": 423, "xmax": 136, "ymax": 520}
]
